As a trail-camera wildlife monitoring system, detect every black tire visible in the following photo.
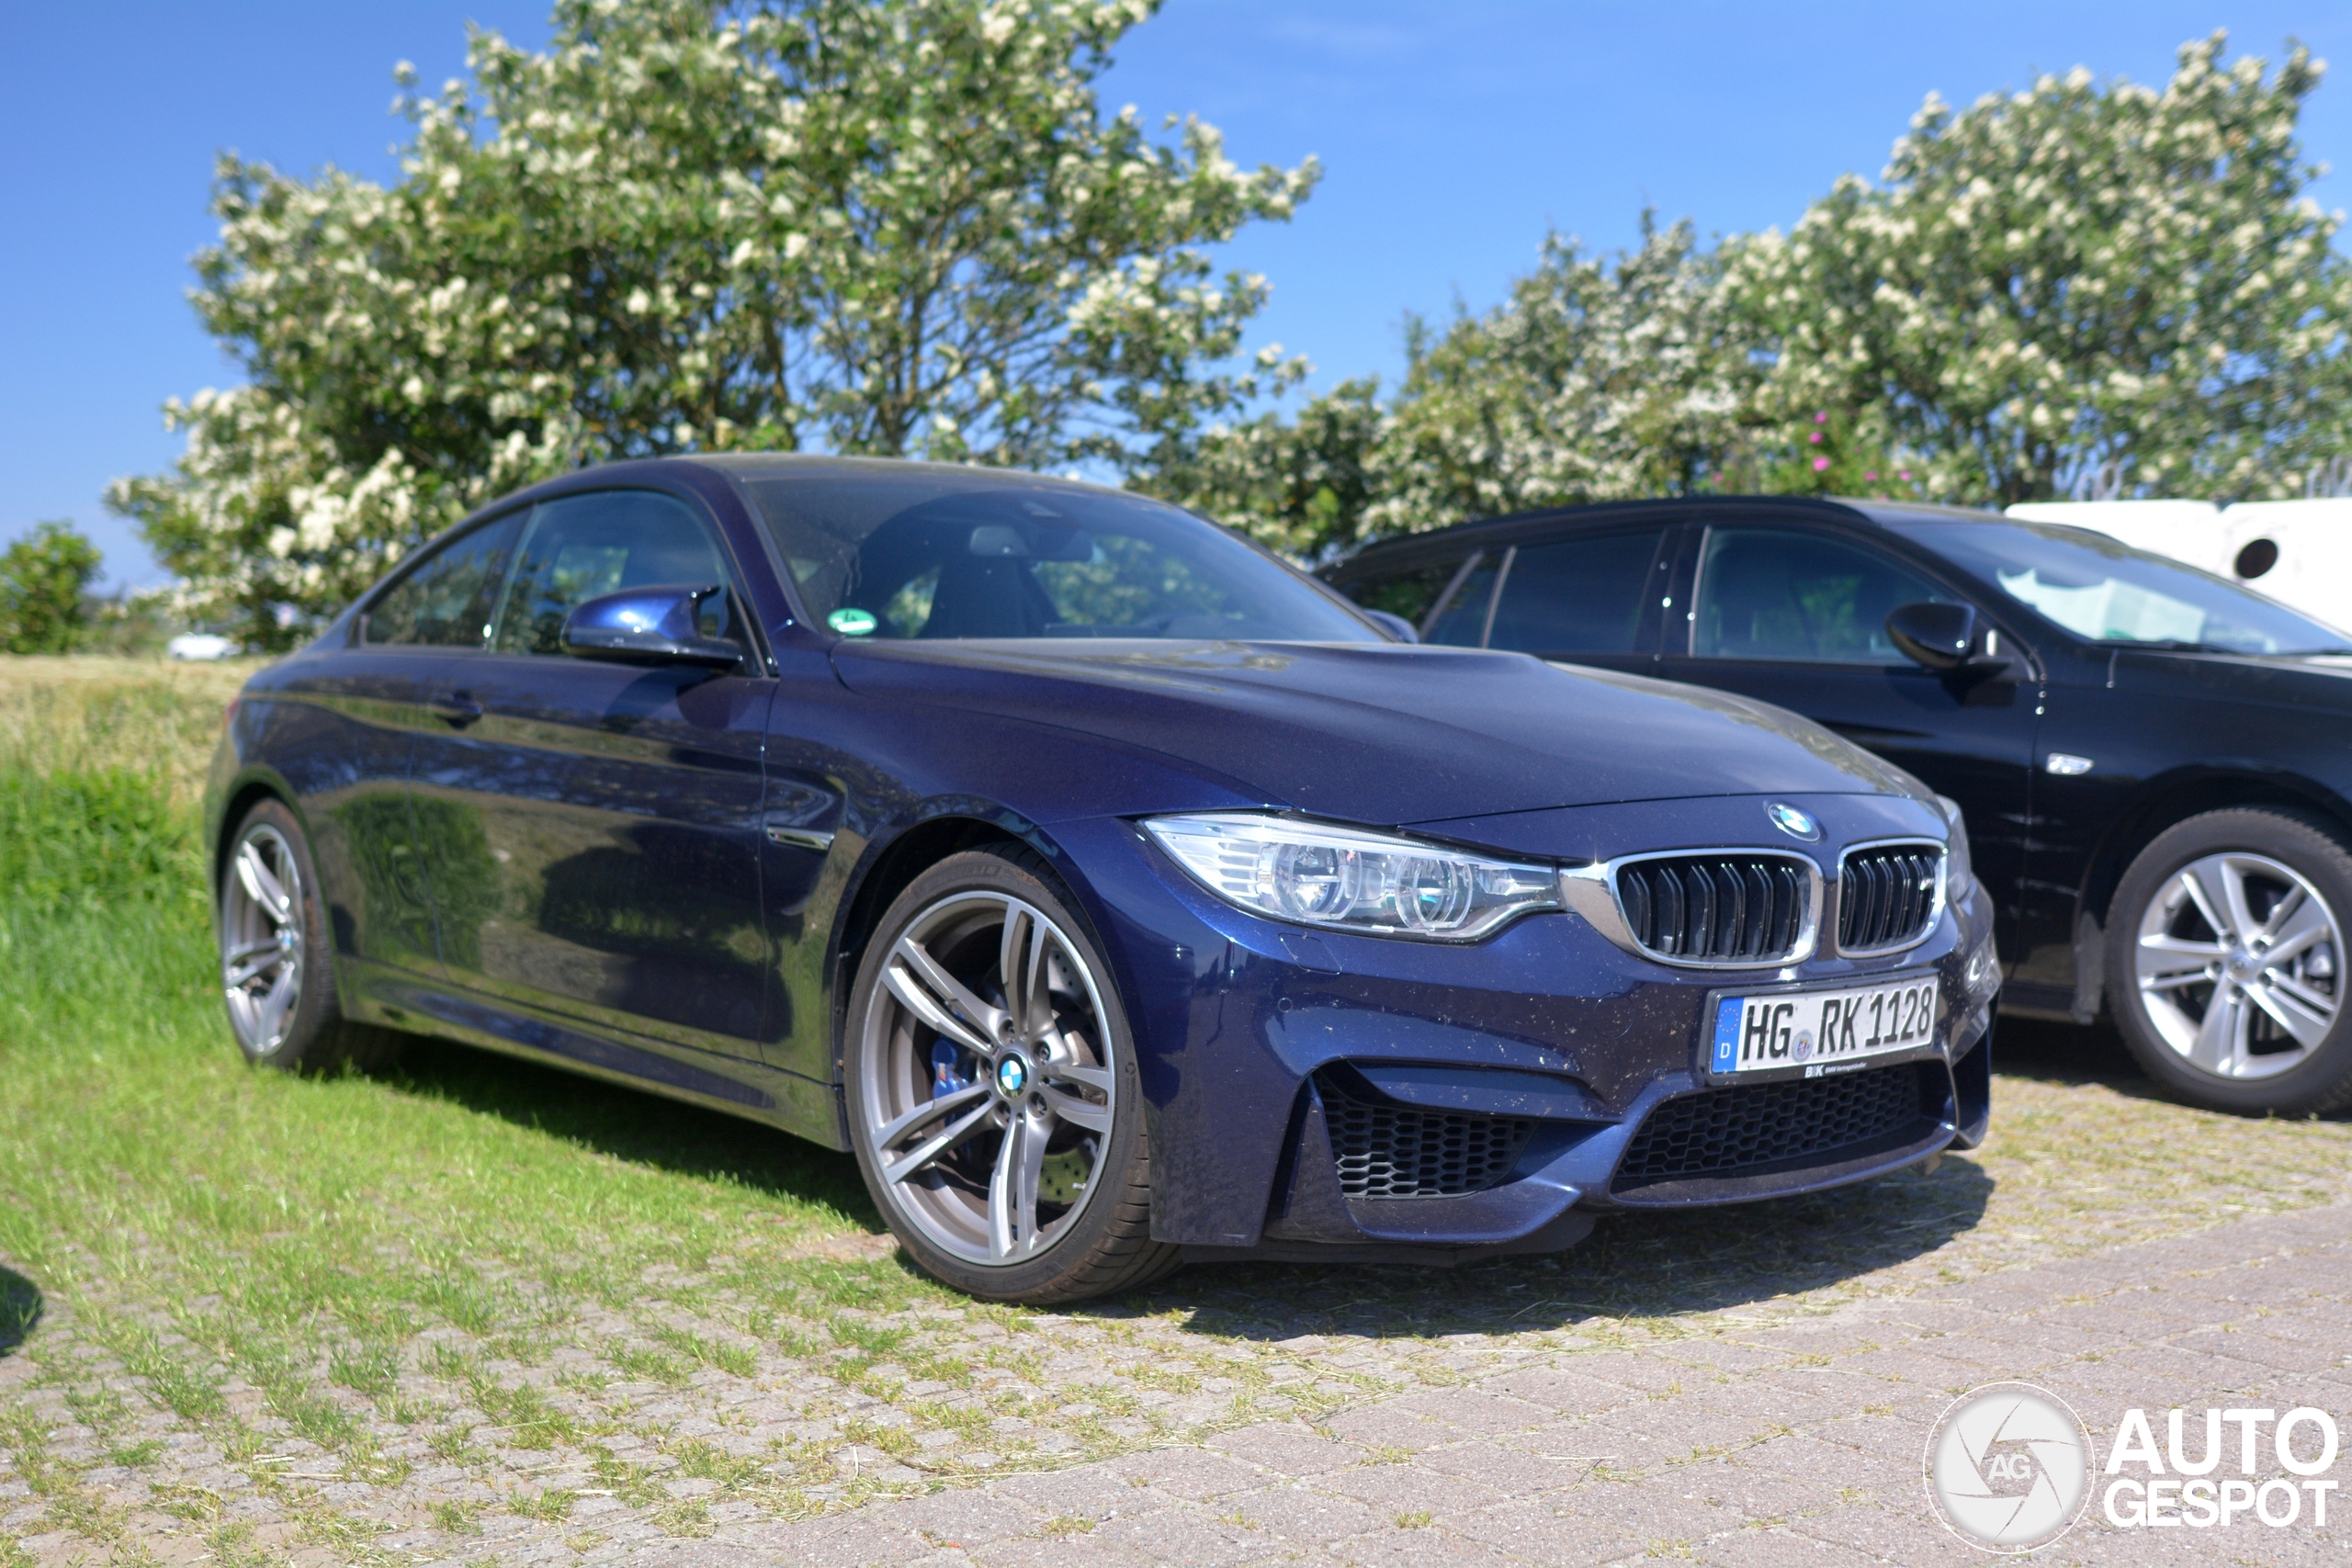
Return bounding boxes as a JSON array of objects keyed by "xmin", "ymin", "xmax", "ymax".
[
  {"xmin": 2104, "ymin": 807, "xmax": 2352, "ymax": 1115},
  {"xmin": 842, "ymin": 846, "xmax": 1180, "ymax": 1303},
  {"xmin": 217, "ymin": 798, "xmax": 404, "ymax": 1076}
]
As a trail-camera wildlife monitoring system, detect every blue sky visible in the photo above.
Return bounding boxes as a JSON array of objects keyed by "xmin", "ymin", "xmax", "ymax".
[{"xmin": 3, "ymin": 2, "xmax": 2346, "ymax": 590}]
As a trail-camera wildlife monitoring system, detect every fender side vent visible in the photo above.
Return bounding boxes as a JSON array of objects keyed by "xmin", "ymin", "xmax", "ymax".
[{"xmin": 1317, "ymin": 1073, "xmax": 1533, "ymax": 1199}]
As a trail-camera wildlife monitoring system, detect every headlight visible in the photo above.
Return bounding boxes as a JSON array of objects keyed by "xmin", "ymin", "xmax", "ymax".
[
  {"xmin": 1936, "ymin": 795, "xmax": 1975, "ymax": 900},
  {"xmin": 1143, "ymin": 813, "xmax": 1559, "ymax": 942}
]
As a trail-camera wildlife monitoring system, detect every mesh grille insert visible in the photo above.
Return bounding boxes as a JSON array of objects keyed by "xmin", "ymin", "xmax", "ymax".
[
  {"xmin": 1615, "ymin": 853, "xmax": 1810, "ymax": 963},
  {"xmin": 1838, "ymin": 844, "xmax": 1944, "ymax": 953},
  {"xmin": 1317, "ymin": 1075, "xmax": 1534, "ymax": 1200},
  {"xmin": 1612, "ymin": 1065, "xmax": 1928, "ymax": 1189}
]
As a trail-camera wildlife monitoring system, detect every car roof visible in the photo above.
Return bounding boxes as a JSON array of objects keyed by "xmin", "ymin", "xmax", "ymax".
[{"xmin": 1324, "ymin": 494, "xmax": 2004, "ymax": 573}]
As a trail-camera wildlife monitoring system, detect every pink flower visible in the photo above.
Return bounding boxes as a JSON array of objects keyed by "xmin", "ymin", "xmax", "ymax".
[
  {"xmin": 1813, "ymin": 457, "xmax": 1831, "ymax": 472},
  {"xmin": 1814, "ymin": 412, "xmax": 1828, "ymax": 423},
  {"xmin": 1864, "ymin": 469, "xmax": 1878, "ymax": 480},
  {"xmin": 1808, "ymin": 432, "xmax": 1823, "ymax": 445},
  {"xmin": 1898, "ymin": 468, "xmax": 1912, "ymax": 480}
]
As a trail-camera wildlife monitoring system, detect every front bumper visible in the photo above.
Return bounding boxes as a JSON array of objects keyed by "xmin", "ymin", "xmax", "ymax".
[{"xmin": 1049, "ymin": 791, "xmax": 1999, "ymax": 1264}]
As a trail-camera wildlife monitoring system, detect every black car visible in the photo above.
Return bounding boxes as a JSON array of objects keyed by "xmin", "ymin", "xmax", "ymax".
[
  {"xmin": 204, "ymin": 458, "xmax": 1996, "ymax": 1304},
  {"xmin": 1327, "ymin": 495, "xmax": 2352, "ymax": 1117}
]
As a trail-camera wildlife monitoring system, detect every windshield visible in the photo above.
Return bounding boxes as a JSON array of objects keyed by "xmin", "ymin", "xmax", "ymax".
[
  {"xmin": 739, "ymin": 470, "xmax": 1377, "ymax": 643},
  {"xmin": 1889, "ymin": 519, "xmax": 2346, "ymax": 655}
]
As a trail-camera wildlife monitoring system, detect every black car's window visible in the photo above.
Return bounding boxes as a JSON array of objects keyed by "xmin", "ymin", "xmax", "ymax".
[
  {"xmin": 492, "ymin": 491, "xmax": 737, "ymax": 655},
  {"xmin": 1889, "ymin": 518, "xmax": 2348, "ymax": 655},
  {"xmin": 364, "ymin": 513, "xmax": 526, "ymax": 648},
  {"xmin": 1337, "ymin": 552, "xmax": 1472, "ymax": 632},
  {"xmin": 1422, "ymin": 553, "xmax": 1499, "ymax": 646},
  {"xmin": 1692, "ymin": 527, "xmax": 1946, "ymax": 664},
  {"xmin": 1487, "ymin": 529, "xmax": 1668, "ymax": 655},
  {"xmin": 741, "ymin": 473, "xmax": 1376, "ymax": 642}
]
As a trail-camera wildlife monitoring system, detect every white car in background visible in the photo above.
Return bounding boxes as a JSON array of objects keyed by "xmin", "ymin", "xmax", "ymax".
[
  {"xmin": 167, "ymin": 633, "xmax": 239, "ymax": 660},
  {"xmin": 2007, "ymin": 498, "xmax": 2351, "ymax": 635}
]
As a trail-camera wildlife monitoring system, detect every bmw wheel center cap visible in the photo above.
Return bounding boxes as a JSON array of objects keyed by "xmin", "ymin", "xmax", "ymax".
[
  {"xmin": 994, "ymin": 1055, "xmax": 1029, "ymax": 1095},
  {"xmin": 1766, "ymin": 800, "xmax": 1822, "ymax": 841}
]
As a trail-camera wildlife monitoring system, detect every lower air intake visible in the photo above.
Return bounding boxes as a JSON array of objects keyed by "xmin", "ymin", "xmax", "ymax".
[
  {"xmin": 1611, "ymin": 1065, "xmax": 1928, "ymax": 1190},
  {"xmin": 1317, "ymin": 1074, "xmax": 1533, "ymax": 1199}
]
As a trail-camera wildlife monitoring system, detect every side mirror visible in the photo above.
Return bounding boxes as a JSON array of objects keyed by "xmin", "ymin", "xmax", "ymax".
[
  {"xmin": 560, "ymin": 584, "xmax": 744, "ymax": 669},
  {"xmin": 1360, "ymin": 608, "xmax": 1419, "ymax": 643},
  {"xmin": 1886, "ymin": 601, "xmax": 1977, "ymax": 672}
]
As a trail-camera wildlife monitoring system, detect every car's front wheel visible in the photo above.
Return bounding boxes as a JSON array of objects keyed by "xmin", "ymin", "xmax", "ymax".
[
  {"xmin": 842, "ymin": 847, "xmax": 1178, "ymax": 1303},
  {"xmin": 219, "ymin": 798, "xmax": 401, "ymax": 1074},
  {"xmin": 2105, "ymin": 807, "xmax": 2352, "ymax": 1114}
]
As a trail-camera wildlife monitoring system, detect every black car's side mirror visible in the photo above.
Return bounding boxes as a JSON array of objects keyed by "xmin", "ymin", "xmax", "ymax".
[
  {"xmin": 1886, "ymin": 601, "xmax": 1980, "ymax": 671},
  {"xmin": 1360, "ymin": 608, "xmax": 1419, "ymax": 643},
  {"xmin": 560, "ymin": 584, "xmax": 744, "ymax": 669}
]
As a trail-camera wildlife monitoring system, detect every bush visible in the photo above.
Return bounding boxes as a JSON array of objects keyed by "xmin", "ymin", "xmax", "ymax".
[
  {"xmin": 0, "ymin": 523, "xmax": 104, "ymax": 655},
  {"xmin": 0, "ymin": 768, "xmax": 200, "ymax": 912}
]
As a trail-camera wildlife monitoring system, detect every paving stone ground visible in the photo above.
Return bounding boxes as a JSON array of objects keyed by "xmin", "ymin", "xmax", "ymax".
[
  {"xmin": 738, "ymin": 1201, "xmax": 2352, "ymax": 1568},
  {"xmin": 13, "ymin": 1188, "xmax": 2348, "ymax": 1567}
]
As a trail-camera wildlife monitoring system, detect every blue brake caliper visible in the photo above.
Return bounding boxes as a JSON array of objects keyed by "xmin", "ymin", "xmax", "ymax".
[{"xmin": 931, "ymin": 1039, "xmax": 970, "ymax": 1099}]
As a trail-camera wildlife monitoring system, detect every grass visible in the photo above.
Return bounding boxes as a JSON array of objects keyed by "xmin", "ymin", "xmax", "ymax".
[{"xmin": 1, "ymin": 653, "xmax": 2350, "ymax": 1564}]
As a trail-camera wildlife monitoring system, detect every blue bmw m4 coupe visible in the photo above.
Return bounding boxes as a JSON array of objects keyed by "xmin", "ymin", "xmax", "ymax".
[{"xmin": 205, "ymin": 456, "xmax": 1998, "ymax": 1303}]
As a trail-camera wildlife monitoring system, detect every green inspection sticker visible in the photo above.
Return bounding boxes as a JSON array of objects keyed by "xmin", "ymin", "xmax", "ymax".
[{"xmin": 826, "ymin": 607, "xmax": 877, "ymax": 637}]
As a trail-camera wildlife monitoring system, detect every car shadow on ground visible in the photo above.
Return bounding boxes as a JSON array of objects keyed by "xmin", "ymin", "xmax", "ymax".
[
  {"xmin": 371, "ymin": 1031, "xmax": 2000, "ymax": 1340},
  {"xmin": 1994, "ymin": 1009, "xmax": 2352, "ymax": 1120},
  {"xmin": 1131, "ymin": 1156, "xmax": 1996, "ymax": 1342},
  {"xmin": 0, "ymin": 1266, "xmax": 42, "ymax": 1358},
  {"xmin": 374, "ymin": 1033, "xmax": 881, "ymax": 1225},
  {"xmin": 1992, "ymin": 1010, "xmax": 2157, "ymax": 1094}
]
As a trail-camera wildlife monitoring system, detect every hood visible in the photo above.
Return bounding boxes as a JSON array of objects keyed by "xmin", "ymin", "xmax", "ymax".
[{"xmin": 831, "ymin": 638, "xmax": 1929, "ymax": 825}]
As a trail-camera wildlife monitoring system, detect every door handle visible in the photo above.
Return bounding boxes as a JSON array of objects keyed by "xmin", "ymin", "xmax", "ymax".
[{"xmin": 430, "ymin": 694, "xmax": 483, "ymax": 728}]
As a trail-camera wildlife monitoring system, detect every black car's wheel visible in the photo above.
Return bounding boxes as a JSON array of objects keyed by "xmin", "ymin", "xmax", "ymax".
[
  {"xmin": 2105, "ymin": 807, "xmax": 2352, "ymax": 1115},
  {"xmin": 219, "ymin": 798, "xmax": 400, "ymax": 1074},
  {"xmin": 843, "ymin": 847, "xmax": 1178, "ymax": 1303}
]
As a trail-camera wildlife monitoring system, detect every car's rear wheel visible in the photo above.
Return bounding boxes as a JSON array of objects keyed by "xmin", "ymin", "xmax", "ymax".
[
  {"xmin": 2105, "ymin": 807, "xmax": 2352, "ymax": 1115},
  {"xmin": 843, "ymin": 847, "xmax": 1178, "ymax": 1303},
  {"xmin": 219, "ymin": 798, "xmax": 401, "ymax": 1074}
]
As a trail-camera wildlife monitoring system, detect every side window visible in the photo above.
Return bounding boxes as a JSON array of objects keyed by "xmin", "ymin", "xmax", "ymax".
[
  {"xmin": 1692, "ymin": 527, "xmax": 1947, "ymax": 664},
  {"xmin": 1422, "ymin": 552, "xmax": 1500, "ymax": 647},
  {"xmin": 1336, "ymin": 554, "xmax": 1471, "ymax": 631},
  {"xmin": 1486, "ymin": 529, "xmax": 1668, "ymax": 655},
  {"xmin": 492, "ymin": 491, "xmax": 737, "ymax": 655},
  {"xmin": 364, "ymin": 513, "xmax": 525, "ymax": 648}
]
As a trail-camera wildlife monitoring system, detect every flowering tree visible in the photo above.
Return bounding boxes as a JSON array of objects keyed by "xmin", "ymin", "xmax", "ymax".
[
  {"xmin": 1158, "ymin": 218, "xmax": 1753, "ymax": 553},
  {"xmin": 1179, "ymin": 32, "xmax": 2351, "ymax": 556},
  {"xmin": 1364, "ymin": 218, "xmax": 1753, "ymax": 535},
  {"xmin": 1728, "ymin": 33, "xmax": 2352, "ymax": 506},
  {"xmin": 110, "ymin": 0, "xmax": 1315, "ymax": 647}
]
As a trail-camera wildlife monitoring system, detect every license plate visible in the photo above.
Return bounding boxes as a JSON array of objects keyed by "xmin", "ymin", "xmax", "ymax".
[{"xmin": 1709, "ymin": 976, "xmax": 1939, "ymax": 1077}]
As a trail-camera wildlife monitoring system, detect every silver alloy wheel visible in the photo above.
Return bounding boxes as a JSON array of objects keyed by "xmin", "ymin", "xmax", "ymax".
[
  {"xmin": 221, "ymin": 822, "xmax": 306, "ymax": 1056},
  {"xmin": 857, "ymin": 891, "xmax": 1116, "ymax": 1267},
  {"xmin": 2133, "ymin": 851, "xmax": 2343, "ymax": 1080}
]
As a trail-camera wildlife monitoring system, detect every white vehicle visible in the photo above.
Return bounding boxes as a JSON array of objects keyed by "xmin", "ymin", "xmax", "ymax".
[
  {"xmin": 2007, "ymin": 498, "xmax": 2351, "ymax": 637},
  {"xmin": 167, "ymin": 633, "xmax": 239, "ymax": 661}
]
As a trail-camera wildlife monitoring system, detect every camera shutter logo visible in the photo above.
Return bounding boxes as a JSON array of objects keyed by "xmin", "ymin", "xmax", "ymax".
[{"xmin": 1925, "ymin": 1382, "xmax": 2092, "ymax": 1552}]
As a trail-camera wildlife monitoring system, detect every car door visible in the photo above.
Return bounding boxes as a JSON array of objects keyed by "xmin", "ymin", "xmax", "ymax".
[
  {"xmin": 268, "ymin": 513, "xmax": 526, "ymax": 979},
  {"xmin": 1478, "ymin": 525, "xmax": 1675, "ymax": 674},
  {"xmin": 1653, "ymin": 520, "xmax": 2041, "ymax": 962},
  {"xmin": 406, "ymin": 487, "xmax": 777, "ymax": 1060}
]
